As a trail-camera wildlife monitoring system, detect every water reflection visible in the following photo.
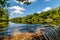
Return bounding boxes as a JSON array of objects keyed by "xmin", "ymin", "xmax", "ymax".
[
  {"xmin": 5, "ymin": 22, "xmax": 43, "ymax": 35},
  {"xmin": 0, "ymin": 22, "xmax": 60, "ymax": 40}
]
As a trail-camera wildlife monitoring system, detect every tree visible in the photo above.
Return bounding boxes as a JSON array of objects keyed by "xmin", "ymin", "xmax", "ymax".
[
  {"xmin": 16, "ymin": 0, "xmax": 31, "ymax": 5},
  {"xmin": 0, "ymin": 0, "xmax": 9, "ymax": 28},
  {"xmin": 0, "ymin": 0, "xmax": 9, "ymax": 20},
  {"xmin": 0, "ymin": 0, "xmax": 9, "ymax": 7}
]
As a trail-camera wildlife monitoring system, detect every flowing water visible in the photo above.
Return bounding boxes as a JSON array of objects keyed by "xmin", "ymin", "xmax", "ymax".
[{"xmin": 0, "ymin": 22, "xmax": 60, "ymax": 40}]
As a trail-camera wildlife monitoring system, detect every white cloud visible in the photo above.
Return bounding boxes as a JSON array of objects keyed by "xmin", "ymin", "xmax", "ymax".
[
  {"xmin": 9, "ymin": 6, "xmax": 25, "ymax": 11},
  {"xmin": 29, "ymin": 0, "xmax": 36, "ymax": 2},
  {"xmin": 43, "ymin": 7, "xmax": 51, "ymax": 11},
  {"xmin": 10, "ymin": 14, "xmax": 13, "ymax": 16},
  {"xmin": 12, "ymin": 10, "xmax": 24, "ymax": 14},
  {"xmin": 36, "ymin": 7, "xmax": 52, "ymax": 13},
  {"xmin": 36, "ymin": 11, "xmax": 41, "ymax": 13},
  {"xmin": 14, "ymin": 0, "xmax": 19, "ymax": 3},
  {"xmin": 45, "ymin": 0, "xmax": 50, "ymax": 1},
  {"xmin": 9, "ymin": 6, "xmax": 26, "ymax": 14}
]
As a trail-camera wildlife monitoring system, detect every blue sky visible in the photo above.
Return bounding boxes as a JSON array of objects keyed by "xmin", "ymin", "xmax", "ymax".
[{"xmin": 8, "ymin": 0, "xmax": 60, "ymax": 19}]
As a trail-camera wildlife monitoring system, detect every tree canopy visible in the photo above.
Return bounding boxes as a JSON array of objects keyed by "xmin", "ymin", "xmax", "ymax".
[
  {"xmin": 0, "ymin": 0, "xmax": 9, "ymax": 28},
  {"xmin": 0, "ymin": 0, "xmax": 9, "ymax": 7},
  {"xmin": 16, "ymin": 0, "xmax": 31, "ymax": 5}
]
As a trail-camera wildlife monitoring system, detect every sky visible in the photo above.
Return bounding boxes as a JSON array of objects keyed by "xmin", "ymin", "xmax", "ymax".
[{"xmin": 8, "ymin": 0, "xmax": 60, "ymax": 19}]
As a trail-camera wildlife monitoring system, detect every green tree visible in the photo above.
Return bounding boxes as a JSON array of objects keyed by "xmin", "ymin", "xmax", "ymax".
[
  {"xmin": 16, "ymin": 0, "xmax": 31, "ymax": 5},
  {"xmin": 0, "ymin": 0, "xmax": 9, "ymax": 28},
  {"xmin": 0, "ymin": 0, "xmax": 9, "ymax": 7}
]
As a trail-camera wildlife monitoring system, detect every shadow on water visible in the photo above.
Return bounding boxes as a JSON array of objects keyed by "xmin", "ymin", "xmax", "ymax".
[{"xmin": 0, "ymin": 22, "xmax": 60, "ymax": 40}]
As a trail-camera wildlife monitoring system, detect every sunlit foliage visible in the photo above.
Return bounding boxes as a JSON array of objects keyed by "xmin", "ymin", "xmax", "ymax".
[
  {"xmin": 0, "ymin": 0, "xmax": 9, "ymax": 28},
  {"xmin": 10, "ymin": 6, "xmax": 60, "ymax": 26}
]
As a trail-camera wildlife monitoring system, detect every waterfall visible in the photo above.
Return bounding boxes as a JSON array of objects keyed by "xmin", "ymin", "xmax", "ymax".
[{"xmin": 41, "ymin": 26, "xmax": 60, "ymax": 40}]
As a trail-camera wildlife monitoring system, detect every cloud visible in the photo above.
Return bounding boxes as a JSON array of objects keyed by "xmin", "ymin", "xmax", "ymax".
[
  {"xmin": 9, "ymin": 6, "xmax": 25, "ymax": 11},
  {"xmin": 36, "ymin": 7, "xmax": 51, "ymax": 13},
  {"xmin": 29, "ymin": 0, "xmax": 36, "ymax": 2},
  {"xmin": 45, "ymin": 0, "xmax": 50, "ymax": 1},
  {"xmin": 9, "ymin": 6, "xmax": 25, "ymax": 14},
  {"xmin": 36, "ymin": 11, "xmax": 41, "ymax": 13},
  {"xmin": 43, "ymin": 7, "xmax": 51, "ymax": 11},
  {"xmin": 12, "ymin": 10, "xmax": 24, "ymax": 14},
  {"xmin": 14, "ymin": 0, "xmax": 36, "ymax": 5},
  {"xmin": 10, "ymin": 14, "xmax": 13, "ymax": 16}
]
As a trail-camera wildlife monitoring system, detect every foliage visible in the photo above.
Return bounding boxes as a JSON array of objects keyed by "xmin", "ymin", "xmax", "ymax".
[
  {"xmin": 0, "ymin": 0, "xmax": 9, "ymax": 7},
  {"xmin": 16, "ymin": 0, "xmax": 31, "ymax": 5},
  {"xmin": 0, "ymin": 0, "xmax": 9, "ymax": 28},
  {"xmin": 10, "ymin": 6, "xmax": 60, "ymax": 26},
  {"xmin": 0, "ymin": 7, "xmax": 9, "ymax": 28}
]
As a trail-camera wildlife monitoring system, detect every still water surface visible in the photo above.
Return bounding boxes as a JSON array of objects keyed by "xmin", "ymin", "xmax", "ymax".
[{"xmin": 1, "ymin": 22, "xmax": 43, "ymax": 36}]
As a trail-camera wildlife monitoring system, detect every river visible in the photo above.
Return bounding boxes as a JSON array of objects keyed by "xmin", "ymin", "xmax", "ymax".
[{"xmin": 0, "ymin": 22, "xmax": 60, "ymax": 40}]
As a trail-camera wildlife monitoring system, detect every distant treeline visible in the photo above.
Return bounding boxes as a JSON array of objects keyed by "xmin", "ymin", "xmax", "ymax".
[{"xmin": 10, "ymin": 6, "xmax": 60, "ymax": 26}]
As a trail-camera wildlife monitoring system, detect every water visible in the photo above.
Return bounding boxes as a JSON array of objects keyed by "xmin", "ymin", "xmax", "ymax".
[
  {"xmin": 0, "ymin": 22, "xmax": 60, "ymax": 40},
  {"xmin": 0, "ymin": 22, "xmax": 43, "ymax": 36}
]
